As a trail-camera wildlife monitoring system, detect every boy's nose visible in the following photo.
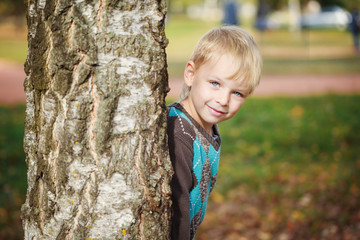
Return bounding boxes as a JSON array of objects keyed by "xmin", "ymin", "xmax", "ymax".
[{"xmin": 216, "ymin": 92, "xmax": 230, "ymax": 106}]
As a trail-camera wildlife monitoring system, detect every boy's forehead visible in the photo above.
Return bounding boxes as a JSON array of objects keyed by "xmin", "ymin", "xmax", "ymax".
[{"xmin": 200, "ymin": 54, "xmax": 238, "ymax": 77}]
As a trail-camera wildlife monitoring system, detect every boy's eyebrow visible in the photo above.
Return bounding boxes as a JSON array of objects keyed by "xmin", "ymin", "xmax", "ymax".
[
  {"xmin": 209, "ymin": 75, "xmax": 233, "ymax": 82},
  {"xmin": 209, "ymin": 76, "xmax": 223, "ymax": 81}
]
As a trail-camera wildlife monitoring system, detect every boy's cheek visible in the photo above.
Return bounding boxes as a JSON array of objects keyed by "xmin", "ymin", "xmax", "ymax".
[{"xmin": 230, "ymin": 102, "xmax": 246, "ymax": 117}]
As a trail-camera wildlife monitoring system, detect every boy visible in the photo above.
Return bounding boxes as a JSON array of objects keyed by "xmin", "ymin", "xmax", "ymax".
[{"xmin": 167, "ymin": 26, "xmax": 262, "ymax": 239}]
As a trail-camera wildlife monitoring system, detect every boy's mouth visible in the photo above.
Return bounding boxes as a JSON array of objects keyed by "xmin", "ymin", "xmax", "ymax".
[{"xmin": 208, "ymin": 105, "xmax": 226, "ymax": 116}]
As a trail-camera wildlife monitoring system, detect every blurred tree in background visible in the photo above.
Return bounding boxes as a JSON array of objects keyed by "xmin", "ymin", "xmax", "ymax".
[
  {"xmin": 0, "ymin": 0, "xmax": 26, "ymax": 27},
  {"xmin": 0, "ymin": 0, "xmax": 25, "ymax": 17},
  {"xmin": 317, "ymin": 0, "xmax": 354, "ymax": 8}
]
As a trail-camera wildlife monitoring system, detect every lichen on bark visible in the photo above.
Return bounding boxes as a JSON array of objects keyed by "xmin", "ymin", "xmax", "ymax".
[{"xmin": 22, "ymin": 0, "xmax": 172, "ymax": 239}]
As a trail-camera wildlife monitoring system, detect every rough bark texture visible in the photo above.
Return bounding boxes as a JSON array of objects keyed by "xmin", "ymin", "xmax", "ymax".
[{"xmin": 21, "ymin": 0, "xmax": 172, "ymax": 239}]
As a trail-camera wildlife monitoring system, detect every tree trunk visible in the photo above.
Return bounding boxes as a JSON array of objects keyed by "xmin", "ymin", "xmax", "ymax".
[
  {"xmin": 288, "ymin": 0, "xmax": 301, "ymax": 31},
  {"xmin": 21, "ymin": 0, "xmax": 172, "ymax": 239}
]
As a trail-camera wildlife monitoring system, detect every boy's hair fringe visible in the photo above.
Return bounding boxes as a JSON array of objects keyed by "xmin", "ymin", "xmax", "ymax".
[{"xmin": 179, "ymin": 26, "xmax": 262, "ymax": 101}]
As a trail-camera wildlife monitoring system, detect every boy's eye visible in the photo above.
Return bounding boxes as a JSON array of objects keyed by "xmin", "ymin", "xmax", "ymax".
[
  {"xmin": 233, "ymin": 91, "xmax": 243, "ymax": 97},
  {"xmin": 210, "ymin": 81, "xmax": 219, "ymax": 87}
]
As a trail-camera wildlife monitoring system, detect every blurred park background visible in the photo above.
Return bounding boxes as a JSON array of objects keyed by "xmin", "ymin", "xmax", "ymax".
[{"xmin": 1, "ymin": 0, "xmax": 360, "ymax": 239}]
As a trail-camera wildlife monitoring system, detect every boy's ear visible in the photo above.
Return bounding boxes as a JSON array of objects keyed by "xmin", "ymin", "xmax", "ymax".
[{"xmin": 184, "ymin": 61, "xmax": 195, "ymax": 87}]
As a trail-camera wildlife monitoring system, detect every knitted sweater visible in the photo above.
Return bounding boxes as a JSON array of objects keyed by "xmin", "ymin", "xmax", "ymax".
[{"xmin": 167, "ymin": 102, "xmax": 221, "ymax": 240}]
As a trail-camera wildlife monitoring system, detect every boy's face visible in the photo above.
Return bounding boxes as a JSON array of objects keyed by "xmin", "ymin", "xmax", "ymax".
[{"xmin": 182, "ymin": 54, "xmax": 248, "ymax": 134}]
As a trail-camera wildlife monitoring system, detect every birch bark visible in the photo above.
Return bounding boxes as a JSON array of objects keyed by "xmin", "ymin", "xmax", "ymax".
[{"xmin": 21, "ymin": 0, "xmax": 171, "ymax": 239}]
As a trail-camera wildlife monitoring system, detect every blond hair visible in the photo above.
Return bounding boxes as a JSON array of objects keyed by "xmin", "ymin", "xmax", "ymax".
[{"xmin": 180, "ymin": 26, "xmax": 262, "ymax": 100}]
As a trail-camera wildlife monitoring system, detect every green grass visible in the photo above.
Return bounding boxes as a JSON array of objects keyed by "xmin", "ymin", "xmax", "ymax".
[
  {"xmin": 218, "ymin": 95, "xmax": 360, "ymax": 194},
  {"xmin": 0, "ymin": 105, "xmax": 27, "ymax": 197},
  {"xmin": 263, "ymin": 57, "xmax": 360, "ymax": 75},
  {"xmin": 256, "ymin": 28, "xmax": 353, "ymax": 47},
  {"xmin": 0, "ymin": 105, "xmax": 26, "ymax": 240},
  {"xmin": 0, "ymin": 39, "xmax": 27, "ymax": 64}
]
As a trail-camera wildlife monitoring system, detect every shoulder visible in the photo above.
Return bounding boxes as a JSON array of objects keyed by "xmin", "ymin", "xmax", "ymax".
[{"xmin": 167, "ymin": 103, "xmax": 197, "ymax": 147}]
